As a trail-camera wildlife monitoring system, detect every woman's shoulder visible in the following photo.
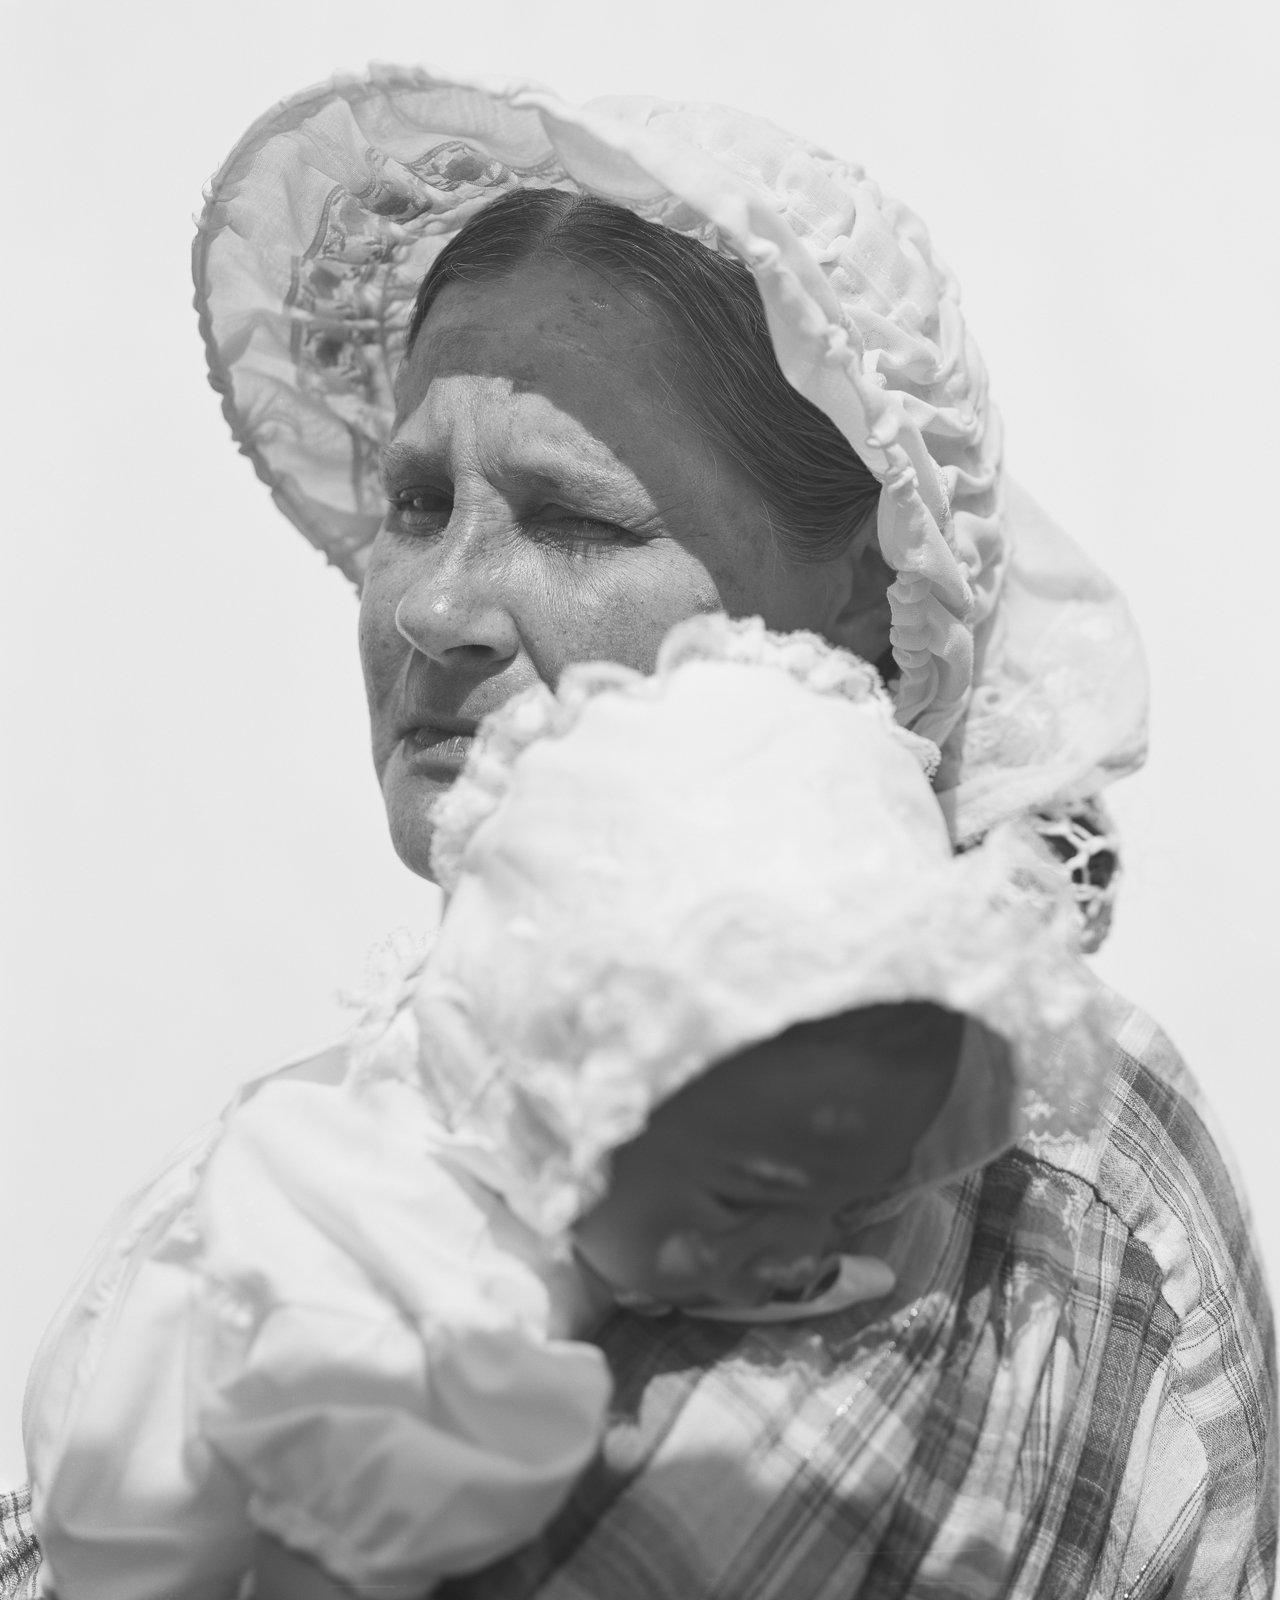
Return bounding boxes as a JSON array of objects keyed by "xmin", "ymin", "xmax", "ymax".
[
  {"xmin": 55, "ymin": 1032, "xmax": 568, "ymax": 1346},
  {"xmin": 18, "ymin": 1045, "xmax": 360, "ymax": 1486},
  {"xmin": 1012, "ymin": 981, "xmax": 1266, "ymax": 1322},
  {"xmin": 27, "ymin": 1040, "xmax": 358, "ymax": 1367},
  {"xmin": 965, "ymin": 985, "xmax": 1276, "ymax": 1594},
  {"xmin": 930, "ymin": 978, "xmax": 1271, "ymax": 1366},
  {"xmin": 983, "ymin": 980, "xmax": 1273, "ymax": 1493}
]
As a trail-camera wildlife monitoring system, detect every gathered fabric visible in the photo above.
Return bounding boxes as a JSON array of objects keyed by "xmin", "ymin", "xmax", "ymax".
[
  {"xmin": 21, "ymin": 1062, "xmax": 612, "ymax": 1600},
  {"xmin": 193, "ymin": 67, "xmax": 1147, "ymax": 850}
]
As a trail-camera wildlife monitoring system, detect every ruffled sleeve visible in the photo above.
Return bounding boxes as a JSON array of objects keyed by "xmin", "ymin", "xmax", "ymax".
[
  {"xmin": 193, "ymin": 1077, "xmax": 612, "ymax": 1598},
  {"xmin": 23, "ymin": 1116, "xmax": 257, "ymax": 1600},
  {"xmin": 25, "ymin": 1066, "xmax": 610, "ymax": 1600}
]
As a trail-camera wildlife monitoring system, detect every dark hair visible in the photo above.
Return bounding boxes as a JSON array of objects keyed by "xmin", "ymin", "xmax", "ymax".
[{"xmin": 405, "ymin": 188, "xmax": 882, "ymax": 564}]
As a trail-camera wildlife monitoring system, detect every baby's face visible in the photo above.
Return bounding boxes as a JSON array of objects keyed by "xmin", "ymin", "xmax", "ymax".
[{"xmin": 572, "ymin": 1004, "xmax": 966, "ymax": 1312}]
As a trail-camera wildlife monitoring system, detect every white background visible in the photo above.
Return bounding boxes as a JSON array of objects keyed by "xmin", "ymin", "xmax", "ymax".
[{"xmin": 1, "ymin": 0, "xmax": 1277, "ymax": 1484}]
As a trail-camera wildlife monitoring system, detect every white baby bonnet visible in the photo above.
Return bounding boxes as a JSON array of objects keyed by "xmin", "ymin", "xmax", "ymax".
[
  {"xmin": 363, "ymin": 616, "xmax": 1106, "ymax": 1241},
  {"xmin": 193, "ymin": 66, "xmax": 1148, "ymax": 854}
]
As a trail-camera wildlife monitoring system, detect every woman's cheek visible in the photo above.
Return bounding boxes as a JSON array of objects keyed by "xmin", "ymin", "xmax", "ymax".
[
  {"xmin": 357, "ymin": 540, "xmax": 413, "ymax": 690},
  {"xmin": 524, "ymin": 547, "xmax": 723, "ymax": 680}
]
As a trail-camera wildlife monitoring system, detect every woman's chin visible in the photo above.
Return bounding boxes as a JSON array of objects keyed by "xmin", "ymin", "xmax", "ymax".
[{"xmin": 384, "ymin": 770, "xmax": 454, "ymax": 882}]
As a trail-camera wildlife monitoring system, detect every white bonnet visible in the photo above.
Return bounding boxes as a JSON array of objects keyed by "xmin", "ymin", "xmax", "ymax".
[{"xmin": 354, "ymin": 617, "xmax": 1105, "ymax": 1238}]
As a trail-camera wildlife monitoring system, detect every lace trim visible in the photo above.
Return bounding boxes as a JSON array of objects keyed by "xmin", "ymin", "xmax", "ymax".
[{"xmin": 1031, "ymin": 798, "xmax": 1121, "ymax": 955}]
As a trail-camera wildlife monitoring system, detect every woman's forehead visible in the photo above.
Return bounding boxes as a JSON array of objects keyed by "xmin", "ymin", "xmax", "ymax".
[
  {"xmin": 413, "ymin": 259, "xmax": 671, "ymax": 372},
  {"xmin": 394, "ymin": 267, "xmax": 680, "ymax": 440}
]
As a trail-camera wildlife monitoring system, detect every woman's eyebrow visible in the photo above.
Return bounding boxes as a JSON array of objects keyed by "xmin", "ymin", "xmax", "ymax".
[
  {"xmin": 380, "ymin": 440, "xmax": 664, "ymax": 525},
  {"xmin": 379, "ymin": 442, "xmax": 443, "ymax": 490},
  {"xmin": 543, "ymin": 458, "xmax": 661, "ymax": 522}
]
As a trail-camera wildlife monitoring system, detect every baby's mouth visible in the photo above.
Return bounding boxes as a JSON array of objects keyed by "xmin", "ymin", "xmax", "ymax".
[{"xmin": 763, "ymin": 1260, "xmax": 842, "ymax": 1305}]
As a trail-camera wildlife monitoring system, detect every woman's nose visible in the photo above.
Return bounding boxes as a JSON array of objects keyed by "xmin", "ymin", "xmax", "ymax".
[{"xmin": 392, "ymin": 529, "xmax": 521, "ymax": 670}]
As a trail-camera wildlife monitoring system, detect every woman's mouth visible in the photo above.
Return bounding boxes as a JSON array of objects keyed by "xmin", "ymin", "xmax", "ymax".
[{"xmin": 400, "ymin": 725, "xmax": 476, "ymax": 776}]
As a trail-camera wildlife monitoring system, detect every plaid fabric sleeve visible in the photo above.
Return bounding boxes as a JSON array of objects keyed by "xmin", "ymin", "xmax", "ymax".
[
  {"xmin": 1100, "ymin": 1001, "xmax": 1278, "ymax": 1598},
  {"xmin": 0, "ymin": 1486, "xmax": 38, "ymax": 1600}
]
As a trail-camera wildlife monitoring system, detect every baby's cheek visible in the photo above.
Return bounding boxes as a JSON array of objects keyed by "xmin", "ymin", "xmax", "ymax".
[
  {"xmin": 572, "ymin": 1192, "xmax": 676, "ymax": 1295},
  {"xmin": 654, "ymin": 1231, "xmax": 719, "ymax": 1282}
]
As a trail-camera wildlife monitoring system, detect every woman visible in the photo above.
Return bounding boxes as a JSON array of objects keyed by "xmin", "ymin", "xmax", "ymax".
[{"xmin": 4, "ymin": 66, "xmax": 1274, "ymax": 1599}]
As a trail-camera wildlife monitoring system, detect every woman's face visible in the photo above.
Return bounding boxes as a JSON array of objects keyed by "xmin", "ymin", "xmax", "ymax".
[{"xmin": 360, "ymin": 257, "xmax": 870, "ymax": 878}]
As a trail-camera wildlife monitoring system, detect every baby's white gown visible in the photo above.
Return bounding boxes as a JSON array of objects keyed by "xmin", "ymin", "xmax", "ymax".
[{"xmin": 22, "ymin": 1048, "xmax": 612, "ymax": 1600}]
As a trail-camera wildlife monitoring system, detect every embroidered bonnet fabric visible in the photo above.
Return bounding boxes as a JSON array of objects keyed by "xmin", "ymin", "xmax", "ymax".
[
  {"xmin": 193, "ymin": 68, "xmax": 1148, "ymax": 926},
  {"xmin": 353, "ymin": 615, "xmax": 1105, "ymax": 1239}
]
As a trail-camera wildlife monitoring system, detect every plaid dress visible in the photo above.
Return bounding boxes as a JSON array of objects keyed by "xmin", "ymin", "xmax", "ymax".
[{"xmin": 4, "ymin": 988, "xmax": 1274, "ymax": 1599}]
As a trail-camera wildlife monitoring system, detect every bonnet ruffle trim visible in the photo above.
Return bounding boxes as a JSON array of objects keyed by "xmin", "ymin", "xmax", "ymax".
[{"xmin": 429, "ymin": 614, "xmax": 940, "ymax": 895}]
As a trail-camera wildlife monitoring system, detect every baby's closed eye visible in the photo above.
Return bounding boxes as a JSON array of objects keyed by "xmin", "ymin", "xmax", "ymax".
[{"xmin": 701, "ymin": 1192, "xmax": 771, "ymax": 1222}]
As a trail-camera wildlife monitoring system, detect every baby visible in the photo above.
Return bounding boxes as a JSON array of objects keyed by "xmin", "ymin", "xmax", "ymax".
[{"xmin": 24, "ymin": 617, "xmax": 1100, "ymax": 1599}]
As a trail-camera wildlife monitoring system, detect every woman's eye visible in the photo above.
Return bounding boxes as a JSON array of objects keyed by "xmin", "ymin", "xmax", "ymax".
[
  {"xmin": 384, "ymin": 494, "xmax": 645, "ymax": 550},
  {"xmin": 525, "ymin": 516, "xmax": 636, "ymax": 551},
  {"xmin": 386, "ymin": 491, "xmax": 451, "ymax": 532}
]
